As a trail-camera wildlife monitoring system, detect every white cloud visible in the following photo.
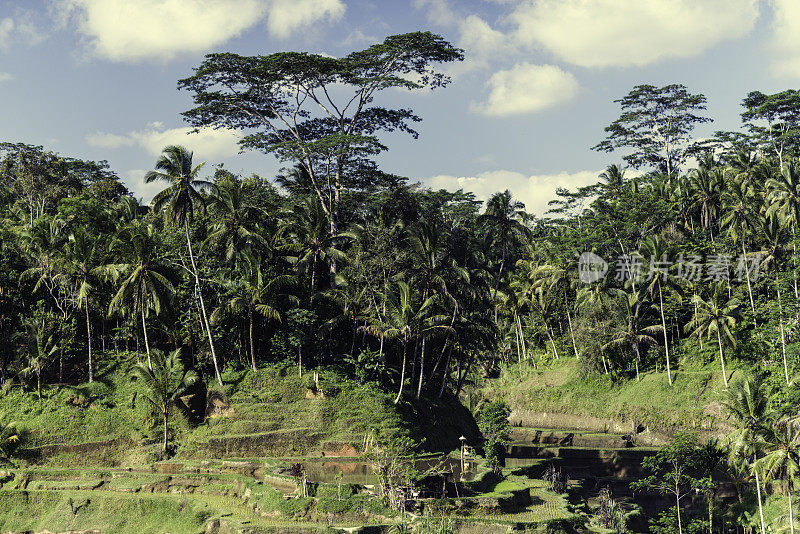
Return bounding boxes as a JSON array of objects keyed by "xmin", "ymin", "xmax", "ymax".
[
  {"xmin": 57, "ymin": 0, "xmax": 345, "ymax": 62},
  {"xmin": 425, "ymin": 169, "xmax": 601, "ymax": 216},
  {"xmin": 769, "ymin": 0, "xmax": 800, "ymax": 77},
  {"xmin": 86, "ymin": 124, "xmax": 241, "ymax": 160},
  {"xmin": 341, "ymin": 28, "xmax": 375, "ymax": 47},
  {"xmin": 85, "ymin": 131, "xmax": 134, "ymax": 149},
  {"xmin": 0, "ymin": 14, "xmax": 44, "ymax": 50},
  {"xmin": 132, "ymin": 126, "xmax": 241, "ymax": 159},
  {"xmin": 413, "ymin": 1, "xmax": 516, "ymax": 75},
  {"xmin": 472, "ymin": 63, "xmax": 578, "ymax": 117},
  {"xmin": 0, "ymin": 72, "xmax": 13, "ymax": 82},
  {"xmin": 266, "ymin": 0, "xmax": 345, "ymax": 39},
  {"xmin": 412, "ymin": 0, "xmax": 456, "ymax": 27},
  {"xmin": 124, "ymin": 169, "xmax": 163, "ymax": 204},
  {"xmin": 511, "ymin": 0, "xmax": 759, "ymax": 68},
  {"xmin": 455, "ymin": 15, "xmax": 516, "ymax": 73},
  {"xmin": 0, "ymin": 18, "xmax": 13, "ymax": 48},
  {"xmin": 59, "ymin": 0, "xmax": 265, "ymax": 61}
]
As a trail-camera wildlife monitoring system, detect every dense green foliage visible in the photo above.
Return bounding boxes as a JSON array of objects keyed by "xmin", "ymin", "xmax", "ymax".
[
  {"xmin": 8, "ymin": 30, "xmax": 800, "ymax": 531},
  {"xmin": 477, "ymin": 401, "xmax": 511, "ymax": 470}
]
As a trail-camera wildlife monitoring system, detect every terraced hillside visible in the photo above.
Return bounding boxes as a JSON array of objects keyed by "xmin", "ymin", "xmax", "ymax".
[
  {"xmin": 1, "ymin": 354, "xmax": 479, "ymax": 467},
  {"xmin": 0, "ymin": 455, "xmax": 580, "ymax": 533}
]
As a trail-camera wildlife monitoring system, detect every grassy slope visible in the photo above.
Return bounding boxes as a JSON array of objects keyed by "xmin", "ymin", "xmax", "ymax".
[
  {"xmin": 482, "ymin": 358, "xmax": 736, "ymax": 440},
  {"xmin": 0, "ymin": 490, "xmax": 210, "ymax": 534},
  {"xmin": 0, "ymin": 352, "xmax": 478, "ymax": 466}
]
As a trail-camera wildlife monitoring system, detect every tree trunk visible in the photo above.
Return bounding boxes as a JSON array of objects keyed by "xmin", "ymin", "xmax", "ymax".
[
  {"xmin": 492, "ymin": 243, "xmax": 506, "ymax": 301},
  {"xmin": 185, "ymin": 220, "xmax": 222, "ymax": 386},
  {"xmin": 163, "ymin": 408, "xmax": 169, "ymax": 452},
  {"xmin": 632, "ymin": 342, "xmax": 641, "ymax": 381},
  {"xmin": 544, "ymin": 324, "xmax": 559, "ymax": 360},
  {"xmin": 658, "ymin": 282, "xmax": 672, "ymax": 385},
  {"xmin": 438, "ymin": 348, "xmax": 451, "ymax": 399},
  {"xmin": 742, "ymin": 237, "xmax": 757, "ymax": 325},
  {"xmin": 416, "ymin": 337, "xmax": 426, "ymax": 399},
  {"xmin": 394, "ymin": 341, "xmax": 408, "ymax": 404},
  {"xmin": 566, "ymin": 307, "xmax": 578, "ymax": 358},
  {"xmin": 85, "ymin": 303, "xmax": 93, "ymax": 383},
  {"xmin": 249, "ymin": 306, "xmax": 256, "ymax": 372},
  {"xmin": 777, "ymin": 272, "xmax": 790, "ymax": 385},
  {"xmin": 676, "ymin": 485, "xmax": 683, "ymax": 534},
  {"xmin": 456, "ymin": 353, "xmax": 473, "ymax": 397},
  {"xmin": 790, "ymin": 480, "xmax": 796, "ymax": 534},
  {"xmin": 141, "ymin": 294, "xmax": 151, "ymax": 370},
  {"xmin": 716, "ymin": 328, "xmax": 728, "ymax": 388},
  {"xmin": 793, "ymin": 226, "xmax": 799, "ymax": 301},
  {"xmin": 756, "ymin": 468, "xmax": 767, "ymax": 534}
]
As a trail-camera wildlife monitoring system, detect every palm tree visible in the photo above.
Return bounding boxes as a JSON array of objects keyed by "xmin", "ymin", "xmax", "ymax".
[
  {"xmin": 19, "ymin": 216, "xmax": 71, "ymax": 380},
  {"xmin": 145, "ymin": 145, "xmax": 222, "ymax": 386},
  {"xmin": 524, "ymin": 259, "xmax": 580, "ymax": 359},
  {"xmin": 598, "ymin": 164, "xmax": 628, "ymax": 201},
  {"xmin": 672, "ymin": 176, "xmax": 697, "ymax": 234},
  {"xmin": 279, "ymin": 197, "xmax": 347, "ymax": 297},
  {"xmin": 756, "ymin": 419, "xmax": 800, "ymax": 534},
  {"xmin": 576, "ymin": 279, "xmax": 623, "ymax": 374},
  {"xmin": 382, "ymin": 281, "xmax": 435, "ymax": 404},
  {"xmin": 767, "ymin": 160, "xmax": 800, "ymax": 300},
  {"xmin": 528, "ymin": 284, "xmax": 562, "ymax": 361},
  {"xmin": 478, "ymin": 190, "xmax": 529, "ymax": 298},
  {"xmin": 18, "ymin": 316, "xmax": 59, "ymax": 397},
  {"xmin": 0, "ymin": 412, "xmax": 21, "ymax": 460},
  {"xmin": 320, "ymin": 282, "xmax": 368, "ymax": 360},
  {"xmin": 689, "ymin": 167, "xmax": 725, "ymax": 239},
  {"xmin": 640, "ymin": 236, "xmax": 678, "ymax": 385},
  {"xmin": 213, "ymin": 252, "xmax": 295, "ymax": 372},
  {"xmin": 204, "ymin": 175, "xmax": 269, "ymax": 264},
  {"xmin": 722, "ymin": 374, "xmax": 772, "ymax": 534},
  {"xmin": 496, "ymin": 285, "xmax": 527, "ymax": 364},
  {"xmin": 108, "ymin": 222, "xmax": 175, "ymax": 370},
  {"xmin": 406, "ymin": 222, "xmax": 465, "ymax": 394},
  {"xmin": 758, "ymin": 212, "xmax": 792, "ymax": 384},
  {"xmin": 63, "ymin": 228, "xmax": 104, "ymax": 382},
  {"xmin": 603, "ymin": 289, "xmax": 662, "ymax": 381},
  {"xmin": 686, "ymin": 282, "xmax": 738, "ymax": 388},
  {"xmin": 721, "ymin": 175, "xmax": 759, "ymax": 321},
  {"xmin": 132, "ymin": 348, "xmax": 198, "ymax": 452}
]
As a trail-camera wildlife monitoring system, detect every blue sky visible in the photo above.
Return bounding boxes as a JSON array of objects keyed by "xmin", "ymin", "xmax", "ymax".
[{"xmin": 0, "ymin": 0, "xmax": 797, "ymax": 214}]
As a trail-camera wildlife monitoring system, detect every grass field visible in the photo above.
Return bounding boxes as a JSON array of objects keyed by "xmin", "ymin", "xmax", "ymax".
[{"xmin": 483, "ymin": 358, "xmax": 736, "ymax": 439}]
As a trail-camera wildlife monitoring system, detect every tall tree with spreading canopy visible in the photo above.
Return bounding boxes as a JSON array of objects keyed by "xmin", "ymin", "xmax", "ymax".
[
  {"xmin": 177, "ymin": 32, "xmax": 464, "ymax": 277},
  {"xmin": 593, "ymin": 84, "xmax": 712, "ymax": 179},
  {"xmin": 741, "ymin": 90, "xmax": 800, "ymax": 167}
]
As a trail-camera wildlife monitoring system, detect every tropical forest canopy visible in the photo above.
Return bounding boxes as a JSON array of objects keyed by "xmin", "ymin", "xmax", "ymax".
[{"xmin": 2, "ymin": 33, "xmax": 800, "ymax": 416}]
